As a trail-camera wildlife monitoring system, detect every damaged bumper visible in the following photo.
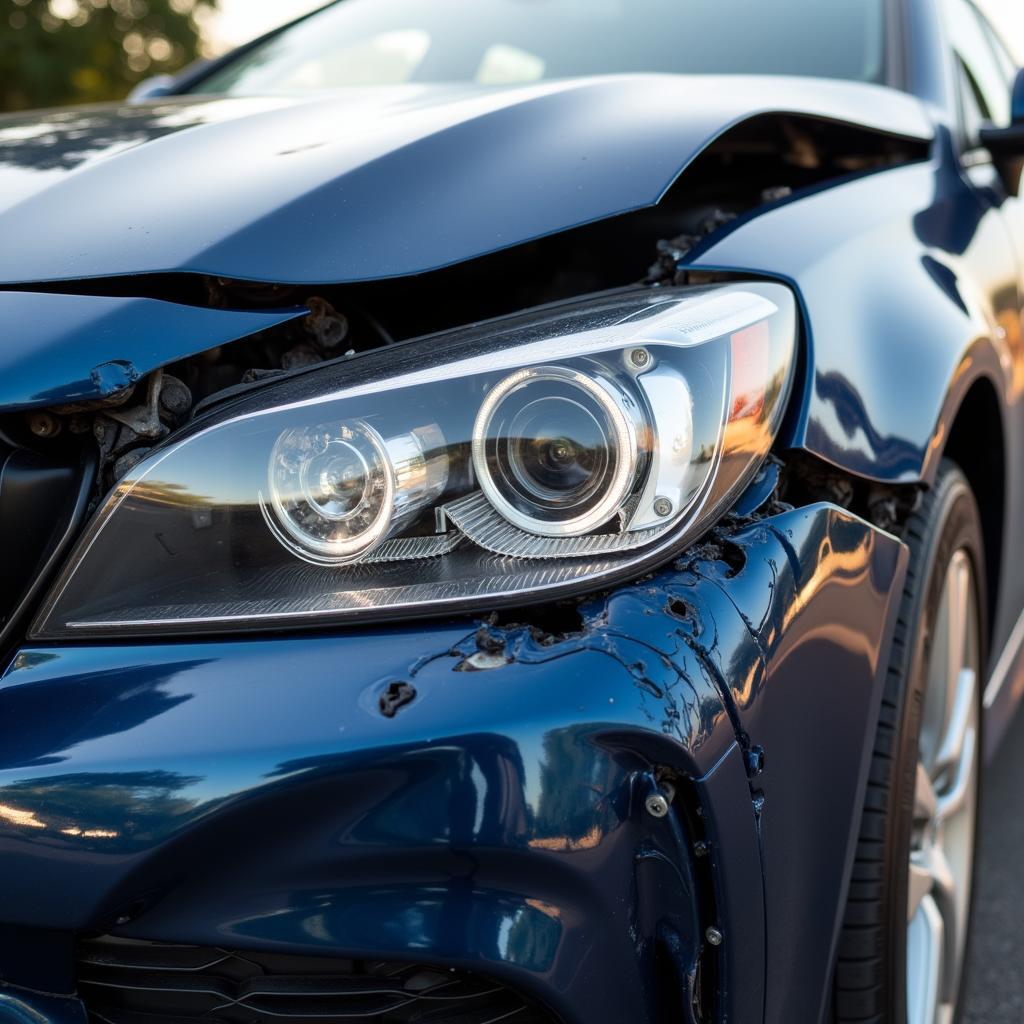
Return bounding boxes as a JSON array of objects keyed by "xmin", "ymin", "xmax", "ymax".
[{"xmin": 0, "ymin": 502, "xmax": 905, "ymax": 1024}]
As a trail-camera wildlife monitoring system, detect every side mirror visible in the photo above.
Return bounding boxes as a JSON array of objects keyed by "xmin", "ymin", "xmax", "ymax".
[
  {"xmin": 980, "ymin": 68, "xmax": 1024, "ymax": 194},
  {"xmin": 127, "ymin": 75, "xmax": 177, "ymax": 104}
]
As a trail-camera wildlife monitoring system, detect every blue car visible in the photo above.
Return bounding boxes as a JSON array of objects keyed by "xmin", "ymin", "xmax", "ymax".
[{"xmin": 1, "ymin": 0, "xmax": 1023, "ymax": 1022}]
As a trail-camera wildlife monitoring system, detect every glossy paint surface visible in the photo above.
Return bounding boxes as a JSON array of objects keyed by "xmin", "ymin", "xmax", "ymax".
[
  {"xmin": 0, "ymin": 5, "xmax": 1021, "ymax": 1023},
  {"xmin": 0, "ymin": 501, "xmax": 904, "ymax": 1021},
  {"xmin": 0, "ymin": 993, "xmax": 84, "ymax": 1024},
  {"xmin": 699, "ymin": 508, "xmax": 905, "ymax": 1023},
  {"xmin": 692, "ymin": 141, "xmax": 1017, "ymax": 486},
  {"xmin": 692, "ymin": 127, "xmax": 1024, "ymax": 716},
  {"xmin": 0, "ymin": 76, "xmax": 930, "ymax": 286},
  {"xmin": 0, "ymin": 291, "xmax": 304, "ymax": 410}
]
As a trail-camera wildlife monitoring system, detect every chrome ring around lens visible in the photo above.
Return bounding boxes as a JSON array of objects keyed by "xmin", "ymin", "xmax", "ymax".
[
  {"xmin": 268, "ymin": 420, "xmax": 396, "ymax": 562},
  {"xmin": 472, "ymin": 365, "xmax": 640, "ymax": 537}
]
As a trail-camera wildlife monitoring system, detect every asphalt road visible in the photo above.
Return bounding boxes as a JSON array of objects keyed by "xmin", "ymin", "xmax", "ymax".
[{"xmin": 962, "ymin": 703, "xmax": 1024, "ymax": 1022}]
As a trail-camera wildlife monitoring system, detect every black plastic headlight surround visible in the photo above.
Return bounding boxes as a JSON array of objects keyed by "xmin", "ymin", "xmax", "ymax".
[{"xmin": 32, "ymin": 282, "xmax": 796, "ymax": 639}]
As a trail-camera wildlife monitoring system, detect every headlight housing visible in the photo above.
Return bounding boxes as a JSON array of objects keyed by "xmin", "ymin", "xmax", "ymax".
[{"xmin": 32, "ymin": 281, "xmax": 796, "ymax": 639}]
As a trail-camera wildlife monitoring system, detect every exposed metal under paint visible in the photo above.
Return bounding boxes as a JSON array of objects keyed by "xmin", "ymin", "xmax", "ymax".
[{"xmin": 378, "ymin": 680, "xmax": 417, "ymax": 718}]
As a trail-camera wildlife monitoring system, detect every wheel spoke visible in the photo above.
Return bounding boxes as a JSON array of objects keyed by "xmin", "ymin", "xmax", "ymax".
[
  {"xmin": 907, "ymin": 894, "xmax": 944, "ymax": 1024},
  {"xmin": 944, "ymin": 557, "xmax": 969, "ymax": 729},
  {"xmin": 933, "ymin": 668, "xmax": 977, "ymax": 779},
  {"xmin": 913, "ymin": 760, "xmax": 937, "ymax": 825},
  {"xmin": 927, "ymin": 843, "xmax": 961, "ymax": 1004},
  {"xmin": 908, "ymin": 852, "xmax": 933, "ymax": 922},
  {"xmin": 935, "ymin": 709, "xmax": 978, "ymax": 824},
  {"xmin": 927, "ymin": 842, "xmax": 957, "ymax": 925}
]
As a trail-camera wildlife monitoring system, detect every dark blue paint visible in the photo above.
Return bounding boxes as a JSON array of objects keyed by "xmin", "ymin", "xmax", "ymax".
[
  {"xmin": 0, "ymin": 292, "xmax": 304, "ymax": 410},
  {"xmin": 0, "ymin": 76, "xmax": 930, "ymax": 286},
  {"xmin": 695, "ymin": 742, "xmax": 767, "ymax": 1024},
  {"xmin": 0, "ymin": 2, "xmax": 1021, "ymax": 1021},
  {"xmin": 692, "ymin": 137, "xmax": 1014, "ymax": 487},
  {"xmin": 0, "ymin": 503, "xmax": 902, "ymax": 1021},
  {"xmin": 0, "ymin": 993, "xmax": 85, "ymax": 1024},
  {"xmin": 693, "ymin": 509, "xmax": 906, "ymax": 1023},
  {"xmin": 691, "ymin": 121, "xmax": 1024, "ymax": 702},
  {"xmin": 1012, "ymin": 68, "xmax": 1024, "ymax": 124}
]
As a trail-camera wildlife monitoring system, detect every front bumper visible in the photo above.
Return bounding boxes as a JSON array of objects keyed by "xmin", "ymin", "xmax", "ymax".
[{"xmin": 0, "ymin": 501, "xmax": 905, "ymax": 1024}]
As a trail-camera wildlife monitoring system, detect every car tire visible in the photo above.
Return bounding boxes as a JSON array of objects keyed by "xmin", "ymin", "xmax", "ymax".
[{"xmin": 833, "ymin": 459, "xmax": 985, "ymax": 1024}]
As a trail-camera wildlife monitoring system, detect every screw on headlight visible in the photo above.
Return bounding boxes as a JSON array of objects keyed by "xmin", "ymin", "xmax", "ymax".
[
  {"xmin": 645, "ymin": 779, "xmax": 676, "ymax": 818},
  {"xmin": 629, "ymin": 347, "xmax": 651, "ymax": 369},
  {"xmin": 28, "ymin": 412, "xmax": 61, "ymax": 438},
  {"xmin": 653, "ymin": 496, "xmax": 674, "ymax": 518},
  {"xmin": 645, "ymin": 792, "xmax": 668, "ymax": 818}
]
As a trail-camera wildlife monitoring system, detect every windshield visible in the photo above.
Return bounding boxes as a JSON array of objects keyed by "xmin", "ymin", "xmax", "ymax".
[{"xmin": 194, "ymin": 0, "xmax": 888, "ymax": 96}]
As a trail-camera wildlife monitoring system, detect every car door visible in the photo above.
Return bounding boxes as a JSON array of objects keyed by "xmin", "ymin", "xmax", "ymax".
[
  {"xmin": 941, "ymin": 0, "xmax": 1024, "ymax": 726},
  {"xmin": 963, "ymin": 0, "xmax": 1024, "ymax": 261}
]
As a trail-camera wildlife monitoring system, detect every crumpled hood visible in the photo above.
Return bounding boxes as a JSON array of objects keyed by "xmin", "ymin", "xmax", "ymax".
[
  {"xmin": 0, "ymin": 74, "xmax": 931, "ymax": 286},
  {"xmin": 0, "ymin": 291, "xmax": 304, "ymax": 410}
]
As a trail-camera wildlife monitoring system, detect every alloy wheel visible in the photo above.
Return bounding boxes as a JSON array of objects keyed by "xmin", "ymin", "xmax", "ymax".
[{"xmin": 906, "ymin": 549, "xmax": 980, "ymax": 1024}]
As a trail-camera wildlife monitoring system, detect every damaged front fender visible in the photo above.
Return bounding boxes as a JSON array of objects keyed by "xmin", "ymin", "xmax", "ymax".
[
  {"xmin": 672, "ymin": 504, "xmax": 908, "ymax": 1023},
  {"xmin": 690, "ymin": 148, "xmax": 1016, "ymax": 488},
  {"xmin": 0, "ymin": 501, "xmax": 904, "ymax": 1023}
]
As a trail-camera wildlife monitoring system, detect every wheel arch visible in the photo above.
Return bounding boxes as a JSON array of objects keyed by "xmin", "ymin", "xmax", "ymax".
[{"xmin": 940, "ymin": 372, "xmax": 1006, "ymax": 654}]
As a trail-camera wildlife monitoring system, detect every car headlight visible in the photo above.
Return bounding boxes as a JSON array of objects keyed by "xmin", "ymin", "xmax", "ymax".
[{"xmin": 32, "ymin": 281, "xmax": 796, "ymax": 638}]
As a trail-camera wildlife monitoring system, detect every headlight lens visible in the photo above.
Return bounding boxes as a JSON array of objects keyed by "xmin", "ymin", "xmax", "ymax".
[
  {"xmin": 473, "ymin": 365, "xmax": 641, "ymax": 537},
  {"xmin": 32, "ymin": 281, "xmax": 796, "ymax": 638},
  {"xmin": 267, "ymin": 421, "xmax": 447, "ymax": 563}
]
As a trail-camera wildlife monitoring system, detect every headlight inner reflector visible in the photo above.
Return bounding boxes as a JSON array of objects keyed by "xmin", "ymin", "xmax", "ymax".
[
  {"xmin": 266, "ymin": 420, "xmax": 448, "ymax": 564},
  {"xmin": 473, "ymin": 365, "xmax": 641, "ymax": 538},
  {"xmin": 268, "ymin": 421, "xmax": 394, "ymax": 562}
]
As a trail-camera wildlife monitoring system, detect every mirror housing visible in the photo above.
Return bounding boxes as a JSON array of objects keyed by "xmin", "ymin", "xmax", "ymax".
[{"xmin": 980, "ymin": 68, "xmax": 1024, "ymax": 195}]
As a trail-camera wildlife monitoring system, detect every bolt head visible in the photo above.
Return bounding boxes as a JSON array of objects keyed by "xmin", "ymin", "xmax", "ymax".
[
  {"xmin": 645, "ymin": 792, "xmax": 670, "ymax": 818},
  {"xmin": 28, "ymin": 413, "xmax": 58, "ymax": 437},
  {"xmin": 160, "ymin": 383, "xmax": 191, "ymax": 415},
  {"xmin": 653, "ymin": 497, "xmax": 673, "ymax": 518},
  {"xmin": 629, "ymin": 348, "xmax": 651, "ymax": 368},
  {"xmin": 705, "ymin": 926, "xmax": 723, "ymax": 946}
]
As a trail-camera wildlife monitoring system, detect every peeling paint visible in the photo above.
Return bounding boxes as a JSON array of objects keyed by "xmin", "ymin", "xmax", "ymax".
[
  {"xmin": 378, "ymin": 680, "xmax": 417, "ymax": 718},
  {"xmin": 89, "ymin": 359, "xmax": 139, "ymax": 396}
]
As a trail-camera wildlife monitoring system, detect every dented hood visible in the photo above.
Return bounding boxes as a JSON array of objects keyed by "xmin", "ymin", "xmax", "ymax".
[
  {"xmin": 0, "ymin": 291, "xmax": 305, "ymax": 410},
  {"xmin": 0, "ymin": 74, "xmax": 932, "ymax": 286}
]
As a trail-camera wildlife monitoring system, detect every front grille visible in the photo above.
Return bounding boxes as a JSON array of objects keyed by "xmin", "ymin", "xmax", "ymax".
[{"xmin": 77, "ymin": 937, "xmax": 553, "ymax": 1023}]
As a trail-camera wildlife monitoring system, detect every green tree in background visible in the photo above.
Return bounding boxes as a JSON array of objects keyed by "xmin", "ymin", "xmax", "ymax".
[{"xmin": 0, "ymin": 0, "xmax": 219, "ymax": 113}]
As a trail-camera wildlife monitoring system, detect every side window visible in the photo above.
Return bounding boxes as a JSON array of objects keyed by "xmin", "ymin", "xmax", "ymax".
[
  {"xmin": 944, "ymin": 0, "xmax": 1011, "ymax": 129},
  {"xmin": 975, "ymin": 8, "xmax": 1018, "ymax": 85},
  {"xmin": 955, "ymin": 58, "xmax": 989, "ymax": 144}
]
